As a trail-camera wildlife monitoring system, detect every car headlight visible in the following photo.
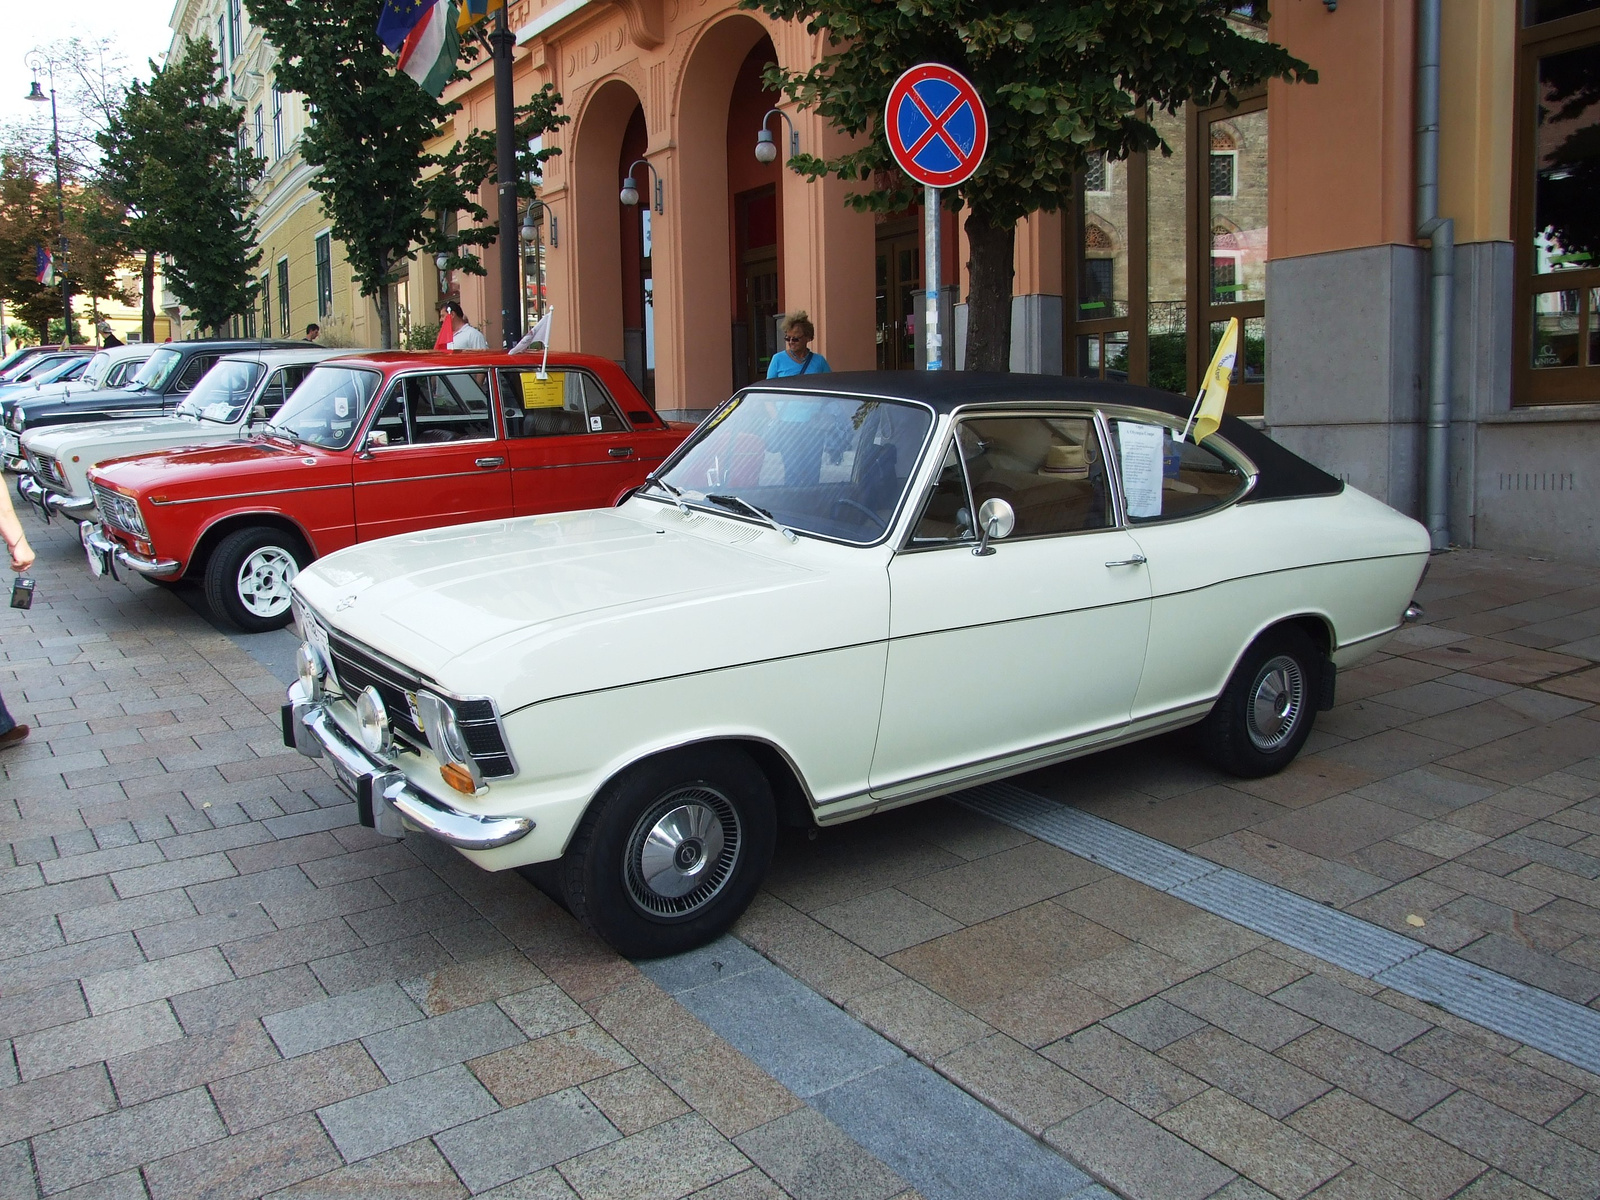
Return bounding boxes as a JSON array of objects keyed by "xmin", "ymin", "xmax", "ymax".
[
  {"xmin": 355, "ymin": 686, "xmax": 391, "ymax": 755},
  {"xmin": 9, "ymin": 407, "xmax": 22, "ymax": 432},
  {"xmin": 295, "ymin": 643, "xmax": 327, "ymax": 699},
  {"xmin": 416, "ymin": 691, "xmax": 484, "ymax": 795}
]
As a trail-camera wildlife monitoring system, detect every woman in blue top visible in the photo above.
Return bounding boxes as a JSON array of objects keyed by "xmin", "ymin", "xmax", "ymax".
[{"xmin": 767, "ymin": 311, "xmax": 831, "ymax": 377}]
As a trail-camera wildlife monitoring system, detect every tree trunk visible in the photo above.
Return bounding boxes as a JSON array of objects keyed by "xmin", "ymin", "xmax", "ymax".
[
  {"xmin": 963, "ymin": 211, "xmax": 1015, "ymax": 373},
  {"xmin": 141, "ymin": 250, "xmax": 156, "ymax": 343},
  {"xmin": 375, "ymin": 286, "xmax": 393, "ymax": 350}
]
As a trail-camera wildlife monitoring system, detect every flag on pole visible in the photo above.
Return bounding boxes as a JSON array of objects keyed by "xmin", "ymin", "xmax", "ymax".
[
  {"xmin": 1180, "ymin": 317, "xmax": 1240, "ymax": 445},
  {"xmin": 509, "ymin": 307, "xmax": 554, "ymax": 369},
  {"xmin": 35, "ymin": 245, "xmax": 53, "ymax": 286},
  {"xmin": 377, "ymin": 0, "xmax": 437, "ymax": 51},
  {"xmin": 456, "ymin": 0, "xmax": 505, "ymax": 35},
  {"xmin": 395, "ymin": 1, "xmax": 461, "ymax": 98}
]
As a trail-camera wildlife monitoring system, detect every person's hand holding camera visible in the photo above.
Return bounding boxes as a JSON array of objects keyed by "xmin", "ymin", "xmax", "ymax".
[{"xmin": 9, "ymin": 534, "xmax": 34, "ymax": 573}]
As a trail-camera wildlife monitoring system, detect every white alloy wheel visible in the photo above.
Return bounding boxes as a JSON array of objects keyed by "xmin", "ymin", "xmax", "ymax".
[{"xmin": 237, "ymin": 545, "xmax": 299, "ymax": 619}]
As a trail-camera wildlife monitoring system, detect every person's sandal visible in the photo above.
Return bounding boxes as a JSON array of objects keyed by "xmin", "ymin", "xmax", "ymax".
[{"xmin": 0, "ymin": 725, "xmax": 30, "ymax": 750}]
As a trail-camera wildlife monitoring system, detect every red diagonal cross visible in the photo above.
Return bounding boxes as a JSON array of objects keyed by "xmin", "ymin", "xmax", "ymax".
[{"xmin": 903, "ymin": 86, "xmax": 971, "ymax": 166}]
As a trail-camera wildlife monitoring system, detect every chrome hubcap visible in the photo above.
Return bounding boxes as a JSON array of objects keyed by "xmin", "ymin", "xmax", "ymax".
[
  {"xmin": 1247, "ymin": 655, "xmax": 1304, "ymax": 752},
  {"xmin": 237, "ymin": 547, "xmax": 298, "ymax": 618},
  {"xmin": 624, "ymin": 787, "xmax": 741, "ymax": 919}
]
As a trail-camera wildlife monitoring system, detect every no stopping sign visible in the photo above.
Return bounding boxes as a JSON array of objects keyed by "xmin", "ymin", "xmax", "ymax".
[{"xmin": 885, "ymin": 63, "xmax": 989, "ymax": 188}]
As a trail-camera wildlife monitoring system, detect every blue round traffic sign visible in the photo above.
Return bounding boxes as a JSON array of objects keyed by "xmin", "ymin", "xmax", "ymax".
[{"xmin": 885, "ymin": 64, "xmax": 989, "ymax": 188}]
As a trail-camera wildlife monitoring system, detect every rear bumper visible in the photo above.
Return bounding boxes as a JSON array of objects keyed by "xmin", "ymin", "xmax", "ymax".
[
  {"xmin": 282, "ymin": 678, "xmax": 534, "ymax": 852},
  {"xmin": 18, "ymin": 474, "xmax": 95, "ymax": 520},
  {"xmin": 80, "ymin": 521, "xmax": 182, "ymax": 578}
]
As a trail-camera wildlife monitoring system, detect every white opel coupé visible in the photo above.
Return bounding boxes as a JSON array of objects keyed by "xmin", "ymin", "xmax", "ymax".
[{"xmin": 283, "ymin": 374, "xmax": 1430, "ymax": 955}]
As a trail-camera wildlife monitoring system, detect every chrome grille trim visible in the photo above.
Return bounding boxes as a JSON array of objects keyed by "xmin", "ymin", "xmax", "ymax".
[{"xmin": 91, "ymin": 483, "xmax": 145, "ymax": 537}]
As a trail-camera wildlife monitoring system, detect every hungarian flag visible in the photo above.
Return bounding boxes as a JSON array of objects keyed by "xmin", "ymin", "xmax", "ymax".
[
  {"xmin": 35, "ymin": 245, "xmax": 53, "ymax": 286},
  {"xmin": 379, "ymin": 0, "xmax": 461, "ymax": 98}
]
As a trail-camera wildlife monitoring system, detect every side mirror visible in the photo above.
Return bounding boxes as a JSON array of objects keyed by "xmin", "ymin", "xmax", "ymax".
[
  {"xmin": 358, "ymin": 430, "xmax": 388, "ymax": 458},
  {"xmin": 972, "ymin": 497, "xmax": 1015, "ymax": 557}
]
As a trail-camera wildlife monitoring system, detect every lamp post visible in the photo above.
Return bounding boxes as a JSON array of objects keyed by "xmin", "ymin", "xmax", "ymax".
[
  {"xmin": 619, "ymin": 159, "xmax": 663, "ymax": 214},
  {"xmin": 24, "ymin": 53, "xmax": 71, "ymax": 345}
]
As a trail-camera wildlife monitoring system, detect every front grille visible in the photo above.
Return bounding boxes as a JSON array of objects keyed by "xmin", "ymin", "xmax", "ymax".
[
  {"xmin": 91, "ymin": 484, "xmax": 144, "ymax": 537},
  {"xmin": 326, "ymin": 631, "xmax": 515, "ymax": 778},
  {"xmin": 34, "ymin": 453, "xmax": 66, "ymax": 488}
]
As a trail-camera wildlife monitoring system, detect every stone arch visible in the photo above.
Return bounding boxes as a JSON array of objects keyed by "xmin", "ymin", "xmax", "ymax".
[{"xmin": 571, "ymin": 75, "xmax": 647, "ymax": 366}]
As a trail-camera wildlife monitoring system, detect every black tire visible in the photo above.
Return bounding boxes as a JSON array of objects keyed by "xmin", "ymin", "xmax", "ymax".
[
  {"xmin": 560, "ymin": 746, "xmax": 777, "ymax": 957},
  {"xmin": 1196, "ymin": 625, "xmax": 1321, "ymax": 779},
  {"xmin": 203, "ymin": 526, "xmax": 306, "ymax": 633}
]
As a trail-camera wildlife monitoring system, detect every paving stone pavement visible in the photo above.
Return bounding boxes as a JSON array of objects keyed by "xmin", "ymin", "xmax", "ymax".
[{"xmin": 4, "ymin": 509, "xmax": 1600, "ymax": 1198}]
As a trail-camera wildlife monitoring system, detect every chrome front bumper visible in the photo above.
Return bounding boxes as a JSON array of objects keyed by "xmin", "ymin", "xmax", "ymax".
[
  {"xmin": 18, "ymin": 474, "xmax": 95, "ymax": 519},
  {"xmin": 80, "ymin": 521, "xmax": 181, "ymax": 578},
  {"xmin": 282, "ymin": 678, "xmax": 534, "ymax": 851}
]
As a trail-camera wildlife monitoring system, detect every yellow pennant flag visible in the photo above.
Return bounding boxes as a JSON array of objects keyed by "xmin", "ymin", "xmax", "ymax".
[
  {"xmin": 457, "ymin": 0, "xmax": 504, "ymax": 34},
  {"xmin": 1189, "ymin": 317, "xmax": 1240, "ymax": 445}
]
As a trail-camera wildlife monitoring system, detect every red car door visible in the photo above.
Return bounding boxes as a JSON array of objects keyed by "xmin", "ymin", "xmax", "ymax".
[
  {"xmin": 496, "ymin": 365, "xmax": 670, "ymax": 513},
  {"xmin": 352, "ymin": 368, "xmax": 513, "ymax": 543}
]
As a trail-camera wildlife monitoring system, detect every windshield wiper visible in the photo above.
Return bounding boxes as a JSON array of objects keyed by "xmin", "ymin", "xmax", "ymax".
[
  {"xmin": 707, "ymin": 493, "xmax": 797, "ymax": 543},
  {"xmin": 261, "ymin": 423, "xmax": 302, "ymax": 447},
  {"xmin": 640, "ymin": 472, "xmax": 690, "ymax": 515}
]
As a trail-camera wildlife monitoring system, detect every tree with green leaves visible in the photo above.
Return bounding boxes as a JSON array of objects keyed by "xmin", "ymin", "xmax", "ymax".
[
  {"xmin": 0, "ymin": 152, "xmax": 66, "ymax": 341},
  {"xmin": 244, "ymin": 0, "xmax": 567, "ymax": 348},
  {"xmin": 97, "ymin": 38, "xmax": 263, "ymax": 338},
  {"xmin": 742, "ymin": 0, "xmax": 1312, "ymax": 370}
]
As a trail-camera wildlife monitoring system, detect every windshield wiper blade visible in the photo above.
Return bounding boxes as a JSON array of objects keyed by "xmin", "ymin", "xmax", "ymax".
[
  {"xmin": 261, "ymin": 423, "xmax": 302, "ymax": 447},
  {"xmin": 706, "ymin": 493, "xmax": 797, "ymax": 543},
  {"xmin": 641, "ymin": 472, "xmax": 690, "ymax": 515}
]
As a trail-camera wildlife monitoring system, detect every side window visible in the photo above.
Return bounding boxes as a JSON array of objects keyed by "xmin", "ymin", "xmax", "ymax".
[
  {"xmin": 411, "ymin": 373, "xmax": 493, "ymax": 441},
  {"xmin": 909, "ymin": 441, "xmax": 974, "ymax": 545},
  {"xmin": 171, "ymin": 355, "xmax": 216, "ymax": 393},
  {"xmin": 1110, "ymin": 419, "xmax": 1248, "ymax": 522},
  {"xmin": 497, "ymin": 369, "xmax": 626, "ymax": 438},
  {"xmin": 367, "ymin": 381, "xmax": 411, "ymax": 448},
  {"xmin": 253, "ymin": 367, "xmax": 309, "ymax": 422}
]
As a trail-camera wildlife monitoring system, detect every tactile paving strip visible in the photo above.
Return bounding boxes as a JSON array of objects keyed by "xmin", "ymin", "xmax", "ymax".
[{"xmin": 955, "ymin": 780, "xmax": 1600, "ymax": 1077}]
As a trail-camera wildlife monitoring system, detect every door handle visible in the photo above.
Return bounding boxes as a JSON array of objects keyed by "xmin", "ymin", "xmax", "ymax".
[
  {"xmin": 475, "ymin": 457, "xmax": 506, "ymax": 468},
  {"xmin": 608, "ymin": 447, "xmax": 634, "ymax": 459},
  {"xmin": 1104, "ymin": 555, "xmax": 1148, "ymax": 568}
]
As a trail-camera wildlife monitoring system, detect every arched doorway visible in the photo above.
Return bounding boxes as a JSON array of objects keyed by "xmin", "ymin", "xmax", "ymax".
[
  {"xmin": 726, "ymin": 37, "xmax": 782, "ymax": 387},
  {"xmin": 571, "ymin": 79, "xmax": 646, "ymax": 384}
]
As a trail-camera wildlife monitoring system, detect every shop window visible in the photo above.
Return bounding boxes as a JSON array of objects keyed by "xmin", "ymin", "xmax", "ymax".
[{"xmin": 1514, "ymin": 8, "xmax": 1600, "ymax": 403}]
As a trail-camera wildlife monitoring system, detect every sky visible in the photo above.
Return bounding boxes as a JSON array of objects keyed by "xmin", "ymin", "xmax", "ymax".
[{"xmin": 0, "ymin": 0, "xmax": 175, "ymax": 139}]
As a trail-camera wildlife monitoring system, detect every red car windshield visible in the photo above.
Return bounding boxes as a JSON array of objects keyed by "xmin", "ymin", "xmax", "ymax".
[{"xmin": 266, "ymin": 366, "xmax": 382, "ymax": 448}]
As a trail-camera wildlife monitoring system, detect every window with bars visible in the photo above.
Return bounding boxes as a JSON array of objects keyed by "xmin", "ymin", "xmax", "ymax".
[
  {"xmin": 1084, "ymin": 152, "xmax": 1109, "ymax": 195},
  {"xmin": 315, "ymin": 234, "xmax": 333, "ymax": 318},
  {"xmin": 277, "ymin": 259, "xmax": 290, "ymax": 338},
  {"xmin": 1208, "ymin": 151, "xmax": 1236, "ymax": 198}
]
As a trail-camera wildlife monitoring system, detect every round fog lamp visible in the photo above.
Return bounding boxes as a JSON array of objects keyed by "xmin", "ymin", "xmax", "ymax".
[
  {"xmin": 355, "ymin": 686, "xmax": 391, "ymax": 755},
  {"xmin": 295, "ymin": 643, "xmax": 326, "ymax": 697}
]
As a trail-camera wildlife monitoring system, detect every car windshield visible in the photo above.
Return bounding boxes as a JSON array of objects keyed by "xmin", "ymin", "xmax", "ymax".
[
  {"xmin": 174, "ymin": 360, "xmax": 266, "ymax": 424},
  {"xmin": 653, "ymin": 391, "xmax": 933, "ymax": 543},
  {"xmin": 126, "ymin": 347, "xmax": 183, "ymax": 392},
  {"xmin": 267, "ymin": 366, "xmax": 382, "ymax": 449},
  {"xmin": 80, "ymin": 351, "xmax": 113, "ymax": 387}
]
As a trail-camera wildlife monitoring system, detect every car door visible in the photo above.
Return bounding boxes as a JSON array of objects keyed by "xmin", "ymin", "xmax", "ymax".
[
  {"xmin": 496, "ymin": 367, "xmax": 648, "ymax": 514},
  {"xmin": 352, "ymin": 369, "xmax": 513, "ymax": 542},
  {"xmin": 870, "ymin": 412, "xmax": 1153, "ymax": 799}
]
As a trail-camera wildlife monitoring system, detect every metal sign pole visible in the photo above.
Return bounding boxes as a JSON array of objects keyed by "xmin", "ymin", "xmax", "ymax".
[{"xmin": 924, "ymin": 184, "xmax": 941, "ymax": 371}]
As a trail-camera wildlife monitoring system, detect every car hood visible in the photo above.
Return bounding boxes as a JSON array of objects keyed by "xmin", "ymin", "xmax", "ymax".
[
  {"xmin": 15, "ymin": 386, "xmax": 160, "ymax": 420},
  {"xmin": 89, "ymin": 438, "xmax": 340, "ymax": 497},
  {"xmin": 26, "ymin": 415, "xmax": 233, "ymax": 461},
  {"xmin": 294, "ymin": 505, "xmax": 889, "ymax": 713}
]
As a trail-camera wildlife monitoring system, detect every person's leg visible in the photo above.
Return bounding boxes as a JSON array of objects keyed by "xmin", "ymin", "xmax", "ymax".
[{"xmin": 0, "ymin": 691, "xmax": 14, "ymax": 737}]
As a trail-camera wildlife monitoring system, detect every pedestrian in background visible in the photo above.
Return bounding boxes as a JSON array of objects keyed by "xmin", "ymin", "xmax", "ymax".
[
  {"xmin": 303, "ymin": 323, "xmax": 320, "ymax": 342},
  {"xmin": 767, "ymin": 311, "xmax": 830, "ymax": 377},
  {"xmin": 433, "ymin": 303, "xmax": 458, "ymax": 350},
  {"xmin": 446, "ymin": 302, "xmax": 489, "ymax": 351},
  {"xmin": 97, "ymin": 320, "xmax": 122, "ymax": 348},
  {"xmin": 0, "ymin": 480, "xmax": 35, "ymax": 750}
]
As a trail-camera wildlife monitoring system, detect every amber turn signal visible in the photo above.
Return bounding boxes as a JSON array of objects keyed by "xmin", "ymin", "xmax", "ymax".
[{"xmin": 440, "ymin": 762, "xmax": 478, "ymax": 795}]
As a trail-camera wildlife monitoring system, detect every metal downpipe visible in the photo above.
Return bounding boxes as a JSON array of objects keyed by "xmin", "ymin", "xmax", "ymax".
[{"xmin": 1417, "ymin": 0, "xmax": 1454, "ymax": 551}]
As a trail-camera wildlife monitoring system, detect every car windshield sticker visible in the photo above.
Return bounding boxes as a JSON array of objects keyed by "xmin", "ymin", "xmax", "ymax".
[
  {"xmin": 1119, "ymin": 421, "xmax": 1165, "ymax": 518},
  {"xmin": 335, "ymin": 396, "xmax": 349, "ymax": 418},
  {"xmin": 519, "ymin": 372, "xmax": 565, "ymax": 409}
]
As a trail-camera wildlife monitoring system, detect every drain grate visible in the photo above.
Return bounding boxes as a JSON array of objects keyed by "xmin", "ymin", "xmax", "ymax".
[{"xmin": 955, "ymin": 781, "xmax": 1600, "ymax": 1079}]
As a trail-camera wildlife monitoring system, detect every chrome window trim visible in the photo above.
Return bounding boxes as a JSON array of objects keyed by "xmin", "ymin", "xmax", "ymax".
[{"xmin": 367, "ymin": 368, "xmax": 500, "ymax": 450}]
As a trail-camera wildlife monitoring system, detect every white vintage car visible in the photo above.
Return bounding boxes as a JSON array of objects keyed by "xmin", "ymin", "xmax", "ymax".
[
  {"xmin": 283, "ymin": 374, "xmax": 1429, "ymax": 956},
  {"xmin": 16, "ymin": 347, "xmax": 352, "ymax": 520}
]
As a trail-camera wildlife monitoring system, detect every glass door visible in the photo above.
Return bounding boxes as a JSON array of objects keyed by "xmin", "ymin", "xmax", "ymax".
[{"xmin": 876, "ymin": 221, "xmax": 921, "ymax": 370}]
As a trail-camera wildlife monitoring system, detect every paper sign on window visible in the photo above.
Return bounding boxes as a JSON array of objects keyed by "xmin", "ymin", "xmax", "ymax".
[
  {"xmin": 1118, "ymin": 422, "xmax": 1165, "ymax": 518},
  {"xmin": 518, "ymin": 372, "xmax": 566, "ymax": 409}
]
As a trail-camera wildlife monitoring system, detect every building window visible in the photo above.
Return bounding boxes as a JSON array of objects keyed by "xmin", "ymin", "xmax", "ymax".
[
  {"xmin": 1514, "ymin": 4, "xmax": 1600, "ymax": 404},
  {"xmin": 253, "ymin": 106, "xmax": 264, "ymax": 161},
  {"xmin": 271, "ymin": 88, "xmax": 284, "ymax": 159},
  {"xmin": 260, "ymin": 271, "xmax": 272, "ymax": 338},
  {"xmin": 228, "ymin": 0, "xmax": 243, "ymax": 61},
  {"xmin": 1065, "ymin": 94, "xmax": 1267, "ymax": 414},
  {"xmin": 277, "ymin": 258, "xmax": 290, "ymax": 338},
  {"xmin": 216, "ymin": 17, "xmax": 228, "ymax": 68},
  {"xmin": 1084, "ymin": 152, "xmax": 1109, "ymax": 196},
  {"xmin": 315, "ymin": 233, "xmax": 333, "ymax": 318}
]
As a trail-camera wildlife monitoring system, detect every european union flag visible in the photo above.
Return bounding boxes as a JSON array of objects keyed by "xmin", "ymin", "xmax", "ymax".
[{"xmin": 378, "ymin": 0, "xmax": 439, "ymax": 52}]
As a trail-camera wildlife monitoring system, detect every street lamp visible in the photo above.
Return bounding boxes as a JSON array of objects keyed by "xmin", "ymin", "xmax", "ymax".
[
  {"xmin": 619, "ymin": 158, "xmax": 663, "ymax": 214},
  {"xmin": 24, "ymin": 53, "xmax": 71, "ymax": 345},
  {"xmin": 754, "ymin": 108, "xmax": 799, "ymax": 165}
]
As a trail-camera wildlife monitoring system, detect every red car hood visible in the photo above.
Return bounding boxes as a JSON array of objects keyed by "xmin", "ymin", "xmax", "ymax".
[{"xmin": 88, "ymin": 438, "xmax": 343, "ymax": 499}]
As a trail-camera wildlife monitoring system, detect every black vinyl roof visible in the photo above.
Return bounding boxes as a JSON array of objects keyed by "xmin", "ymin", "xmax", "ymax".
[{"xmin": 749, "ymin": 371, "xmax": 1343, "ymax": 504}]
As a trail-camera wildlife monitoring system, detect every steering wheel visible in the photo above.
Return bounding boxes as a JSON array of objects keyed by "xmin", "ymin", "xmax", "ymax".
[{"xmin": 831, "ymin": 498, "xmax": 885, "ymax": 530}]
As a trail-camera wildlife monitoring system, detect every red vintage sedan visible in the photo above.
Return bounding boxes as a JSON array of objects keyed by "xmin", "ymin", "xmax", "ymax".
[{"xmin": 83, "ymin": 352, "xmax": 692, "ymax": 631}]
